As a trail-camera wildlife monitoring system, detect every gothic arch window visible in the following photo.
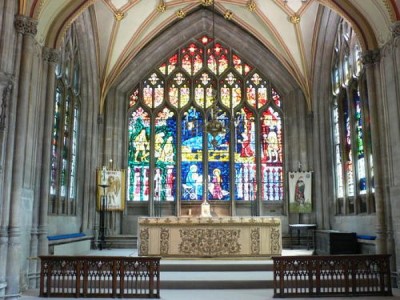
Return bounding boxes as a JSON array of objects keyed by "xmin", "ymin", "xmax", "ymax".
[
  {"xmin": 127, "ymin": 35, "xmax": 284, "ymax": 213},
  {"xmin": 49, "ymin": 24, "xmax": 81, "ymax": 215},
  {"xmin": 331, "ymin": 20, "xmax": 374, "ymax": 215}
]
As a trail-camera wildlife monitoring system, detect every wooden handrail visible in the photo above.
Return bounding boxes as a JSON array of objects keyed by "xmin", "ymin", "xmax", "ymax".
[
  {"xmin": 39, "ymin": 255, "xmax": 161, "ymax": 298},
  {"xmin": 272, "ymin": 254, "xmax": 392, "ymax": 298}
]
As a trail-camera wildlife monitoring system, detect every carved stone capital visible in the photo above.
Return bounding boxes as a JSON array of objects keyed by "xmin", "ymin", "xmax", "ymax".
[
  {"xmin": 391, "ymin": 21, "xmax": 400, "ymax": 38},
  {"xmin": 14, "ymin": 15, "xmax": 38, "ymax": 36},
  {"xmin": 361, "ymin": 49, "xmax": 381, "ymax": 66},
  {"xmin": 42, "ymin": 47, "xmax": 60, "ymax": 64}
]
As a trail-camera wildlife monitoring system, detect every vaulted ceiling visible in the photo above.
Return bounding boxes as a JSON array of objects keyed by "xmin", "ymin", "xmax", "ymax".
[{"xmin": 22, "ymin": 0, "xmax": 400, "ymax": 108}]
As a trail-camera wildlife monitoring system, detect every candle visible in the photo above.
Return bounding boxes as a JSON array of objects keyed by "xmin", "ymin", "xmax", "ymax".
[{"xmin": 102, "ymin": 166, "xmax": 107, "ymax": 185}]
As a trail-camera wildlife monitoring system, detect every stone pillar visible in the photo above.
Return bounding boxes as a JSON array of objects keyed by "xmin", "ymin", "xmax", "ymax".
[
  {"xmin": 37, "ymin": 48, "xmax": 59, "ymax": 257},
  {"xmin": 6, "ymin": 15, "xmax": 37, "ymax": 299},
  {"xmin": 362, "ymin": 49, "xmax": 387, "ymax": 254},
  {"xmin": 0, "ymin": 81, "xmax": 13, "ymax": 297},
  {"xmin": 389, "ymin": 20, "xmax": 400, "ymax": 287}
]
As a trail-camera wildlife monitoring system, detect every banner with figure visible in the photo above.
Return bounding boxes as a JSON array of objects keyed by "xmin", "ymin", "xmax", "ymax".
[
  {"xmin": 288, "ymin": 171, "xmax": 312, "ymax": 213},
  {"xmin": 97, "ymin": 168, "xmax": 126, "ymax": 211}
]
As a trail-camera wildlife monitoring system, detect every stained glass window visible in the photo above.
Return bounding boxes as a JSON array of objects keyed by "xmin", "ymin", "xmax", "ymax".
[
  {"xmin": 331, "ymin": 19, "xmax": 374, "ymax": 215},
  {"xmin": 127, "ymin": 35, "xmax": 284, "ymax": 207},
  {"xmin": 49, "ymin": 24, "xmax": 81, "ymax": 215},
  {"xmin": 128, "ymin": 108, "xmax": 151, "ymax": 201}
]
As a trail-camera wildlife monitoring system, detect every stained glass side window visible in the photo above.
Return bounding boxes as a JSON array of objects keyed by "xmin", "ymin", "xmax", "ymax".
[
  {"xmin": 221, "ymin": 72, "xmax": 242, "ymax": 109},
  {"xmin": 353, "ymin": 88, "xmax": 366, "ymax": 195},
  {"xmin": 50, "ymin": 85, "xmax": 62, "ymax": 197},
  {"xmin": 168, "ymin": 72, "xmax": 190, "ymax": 108},
  {"xmin": 246, "ymin": 73, "xmax": 268, "ymax": 109},
  {"xmin": 194, "ymin": 72, "xmax": 215, "ymax": 108},
  {"xmin": 207, "ymin": 109, "xmax": 230, "ymax": 200},
  {"xmin": 127, "ymin": 35, "xmax": 285, "ymax": 208},
  {"xmin": 154, "ymin": 108, "xmax": 177, "ymax": 201},
  {"xmin": 331, "ymin": 19, "xmax": 374, "ymax": 215},
  {"xmin": 181, "ymin": 107, "xmax": 204, "ymax": 201},
  {"xmin": 332, "ymin": 98, "xmax": 344, "ymax": 199},
  {"xmin": 342, "ymin": 95, "xmax": 355, "ymax": 198},
  {"xmin": 181, "ymin": 43, "xmax": 203, "ymax": 76},
  {"xmin": 49, "ymin": 24, "xmax": 81, "ymax": 215},
  {"xmin": 234, "ymin": 107, "xmax": 256, "ymax": 201},
  {"xmin": 128, "ymin": 108, "xmax": 151, "ymax": 201},
  {"xmin": 143, "ymin": 73, "xmax": 164, "ymax": 108},
  {"xmin": 260, "ymin": 107, "xmax": 283, "ymax": 201}
]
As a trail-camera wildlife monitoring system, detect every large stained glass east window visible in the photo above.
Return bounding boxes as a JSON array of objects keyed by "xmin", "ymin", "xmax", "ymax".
[
  {"xmin": 331, "ymin": 20, "xmax": 374, "ymax": 215},
  {"xmin": 127, "ymin": 35, "xmax": 284, "ymax": 207},
  {"xmin": 49, "ymin": 24, "xmax": 81, "ymax": 215}
]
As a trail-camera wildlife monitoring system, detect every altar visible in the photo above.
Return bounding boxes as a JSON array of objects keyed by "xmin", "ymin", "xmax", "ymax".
[{"xmin": 138, "ymin": 216, "xmax": 281, "ymax": 258}]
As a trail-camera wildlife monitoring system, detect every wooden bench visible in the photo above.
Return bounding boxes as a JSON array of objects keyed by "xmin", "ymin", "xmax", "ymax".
[
  {"xmin": 357, "ymin": 235, "xmax": 376, "ymax": 254},
  {"xmin": 48, "ymin": 233, "xmax": 92, "ymax": 255},
  {"xmin": 39, "ymin": 255, "xmax": 161, "ymax": 298},
  {"xmin": 273, "ymin": 254, "xmax": 392, "ymax": 297}
]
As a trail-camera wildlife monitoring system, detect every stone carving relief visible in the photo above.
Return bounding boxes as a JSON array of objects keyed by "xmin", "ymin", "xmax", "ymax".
[
  {"xmin": 179, "ymin": 228, "xmax": 241, "ymax": 256},
  {"xmin": 160, "ymin": 228, "xmax": 169, "ymax": 255},
  {"xmin": 139, "ymin": 228, "xmax": 150, "ymax": 255}
]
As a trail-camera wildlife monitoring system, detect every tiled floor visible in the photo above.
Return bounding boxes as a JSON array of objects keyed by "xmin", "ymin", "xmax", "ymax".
[{"xmin": 21, "ymin": 287, "xmax": 400, "ymax": 300}]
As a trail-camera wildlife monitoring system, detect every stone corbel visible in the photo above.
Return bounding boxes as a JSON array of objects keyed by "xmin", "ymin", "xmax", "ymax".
[
  {"xmin": 42, "ymin": 47, "xmax": 60, "ymax": 64},
  {"xmin": 391, "ymin": 21, "xmax": 400, "ymax": 39},
  {"xmin": 361, "ymin": 49, "xmax": 381, "ymax": 66}
]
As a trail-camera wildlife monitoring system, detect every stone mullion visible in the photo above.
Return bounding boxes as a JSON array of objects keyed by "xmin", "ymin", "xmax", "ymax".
[
  {"xmin": 149, "ymin": 115, "xmax": 156, "ymax": 217},
  {"xmin": 6, "ymin": 15, "xmax": 37, "ymax": 298},
  {"xmin": 362, "ymin": 49, "xmax": 387, "ymax": 254}
]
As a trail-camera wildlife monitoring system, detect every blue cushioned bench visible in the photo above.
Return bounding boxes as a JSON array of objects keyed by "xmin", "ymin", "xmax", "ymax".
[
  {"xmin": 48, "ymin": 233, "xmax": 92, "ymax": 255},
  {"xmin": 357, "ymin": 235, "xmax": 376, "ymax": 254}
]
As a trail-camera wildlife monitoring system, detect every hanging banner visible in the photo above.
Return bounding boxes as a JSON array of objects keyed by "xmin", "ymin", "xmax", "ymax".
[
  {"xmin": 97, "ymin": 168, "xmax": 126, "ymax": 211},
  {"xmin": 288, "ymin": 171, "xmax": 312, "ymax": 213}
]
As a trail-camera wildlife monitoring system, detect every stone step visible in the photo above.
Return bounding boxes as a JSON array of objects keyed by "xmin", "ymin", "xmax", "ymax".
[
  {"xmin": 159, "ymin": 259, "xmax": 274, "ymax": 289},
  {"xmin": 103, "ymin": 235, "xmax": 137, "ymax": 249},
  {"xmin": 160, "ymin": 270, "xmax": 274, "ymax": 289},
  {"xmin": 161, "ymin": 260, "xmax": 273, "ymax": 272}
]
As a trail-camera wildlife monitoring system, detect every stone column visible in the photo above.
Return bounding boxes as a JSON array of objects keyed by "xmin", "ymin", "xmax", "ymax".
[
  {"xmin": 0, "ymin": 81, "xmax": 13, "ymax": 297},
  {"xmin": 37, "ymin": 48, "xmax": 59, "ymax": 257},
  {"xmin": 6, "ymin": 15, "xmax": 37, "ymax": 299},
  {"xmin": 389, "ymin": 20, "xmax": 400, "ymax": 287},
  {"xmin": 362, "ymin": 49, "xmax": 387, "ymax": 254}
]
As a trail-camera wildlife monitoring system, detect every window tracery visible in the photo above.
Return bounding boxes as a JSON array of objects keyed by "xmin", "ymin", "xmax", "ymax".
[
  {"xmin": 331, "ymin": 20, "xmax": 374, "ymax": 215},
  {"xmin": 49, "ymin": 25, "xmax": 81, "ymax": 215},
  {"xmin": 128, "ymin": 35, "xmax": 284, "ymax": 208}
]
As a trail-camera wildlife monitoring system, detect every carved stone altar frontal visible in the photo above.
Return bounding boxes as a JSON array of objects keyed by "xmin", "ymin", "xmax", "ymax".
[{"xmin": 138, "ymin": 217, "xmax": 281, "ymax": 258}]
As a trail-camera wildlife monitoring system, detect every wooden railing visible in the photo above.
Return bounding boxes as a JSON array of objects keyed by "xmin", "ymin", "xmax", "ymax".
[
  {"xmin": 273, "ymin": 254, "xmax": 392, "ymax": 298},
  {"xmin": 39, "ymin": 256, "xmax": 161, "ymax": 298}
]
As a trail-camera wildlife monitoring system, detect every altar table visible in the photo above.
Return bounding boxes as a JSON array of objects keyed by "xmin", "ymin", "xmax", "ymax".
[{"xmin": 138, "ymin": 216, "xmax": 282, "ymax": 258}]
